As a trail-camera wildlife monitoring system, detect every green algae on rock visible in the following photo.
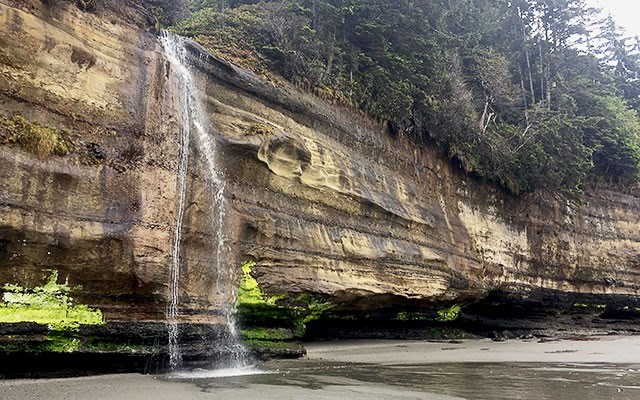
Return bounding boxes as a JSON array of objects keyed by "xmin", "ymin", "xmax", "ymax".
[
  {"xmin": 0, "ymin": 270, "xmax": 103, "ymax": 330},
  {"xmin": 237, "ymin": 261, "xmax": 333, "ymax": 338},
  {"xmin": 437, "ymin": 304, "xmax": 462, "ymax": 322}
]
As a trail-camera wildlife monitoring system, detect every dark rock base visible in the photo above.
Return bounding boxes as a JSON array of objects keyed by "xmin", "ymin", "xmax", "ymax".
[{"xmin": 0, "ymin": 321, "xmax": 302, "ymax": 378}]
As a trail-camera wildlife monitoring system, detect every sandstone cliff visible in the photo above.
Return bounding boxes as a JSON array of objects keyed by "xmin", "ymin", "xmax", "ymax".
[{"xmin": 0, "ymin": 0, "xmax": 639, "ymax": 369}]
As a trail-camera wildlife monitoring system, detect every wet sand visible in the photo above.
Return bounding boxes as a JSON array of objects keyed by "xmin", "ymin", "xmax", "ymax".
[
  {"xmin": 2, "ymin": 336, "xmax": 639, "ymax": 400},
  {"xmin": 305, "ymin": 335, "xmax": 640, "ymax": 364}
]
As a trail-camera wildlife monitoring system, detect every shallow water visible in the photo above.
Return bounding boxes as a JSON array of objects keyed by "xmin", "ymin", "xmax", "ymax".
[
  {"xmin": 2, "ymin": 360, "xmax": 638, "ymax": 400},
  {"xmin": 166, "ymin": 360, "xmax": 640, "ymax": 399},
  {"xmin": 2, "ymin": 338, "xmax": 640, "ymax": 399}
]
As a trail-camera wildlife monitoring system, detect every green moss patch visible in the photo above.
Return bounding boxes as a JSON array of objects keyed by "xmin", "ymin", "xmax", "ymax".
[
  {"xmin": 237, "ymin": 261, "xmax": 333, "ymax": 356},
  {"xmin": 237, "ymin": 261, "xmax": 333, "ymax": 336},
  {"xmin": 393, "ymin": 305, "xmax": 462, "ymax": 323},
  {"xmin": 0, "ymin": 270, "xmax": 103, "ymax": 330},
  {"xmin": 241, "ymin": 327, "xmax": 290, "ymax": 341},
  {"xmin": 41, "ymin": 334, "xmax": 82, "ymax": 353},
  {"xmin": 437, "ymin": 304, "xmax": 462, "ymax": 322},
  {"xmin": 238, "ymin": 261, "xmax": 269, "ymax": 305},
  {"xmin": 395, "ymin": 311, "xmax": 429, "ymax": 321},
  {"xmin": 85, "ymin": 340, "xmax": 147, "ymax": 353},
  {"xmin": 0, "ymin": 115, "xmax": 71, "ymax": 159}
]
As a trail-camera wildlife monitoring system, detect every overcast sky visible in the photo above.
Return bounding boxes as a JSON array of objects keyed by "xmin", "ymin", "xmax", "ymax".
[{"xmin": 586, "ymin": 0, "xmax": 640, "ymax": 38}]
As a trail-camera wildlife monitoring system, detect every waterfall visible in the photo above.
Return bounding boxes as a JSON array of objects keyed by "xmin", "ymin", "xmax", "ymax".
[
  {"xmin": 162, "ymin": 31, "xmax": 190, "ymax": 371},
  {"xmin": 161, "ymin": 31, "xmax": 249, "ymax": 370}
]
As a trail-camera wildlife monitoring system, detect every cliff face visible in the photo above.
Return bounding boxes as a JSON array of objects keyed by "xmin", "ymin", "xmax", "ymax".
[
  {"xmin": 0, "ymin": 0, "xmax": 639, "ymax": 348},
  {"xmin": 0, "ymin": 0, "xmax": 223, "ymax": 322},
  {"xmin": 214, "ymin": 65, "xmax": 640, "ymax": 311}
]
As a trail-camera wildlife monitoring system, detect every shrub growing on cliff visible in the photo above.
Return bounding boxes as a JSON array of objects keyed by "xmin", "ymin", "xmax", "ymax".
[
  {"xmin": 246, "ymin": 123, "xmax": 276, "ymax": 136},
  {"xmin": 0, "ymin": 115, "xmax": 70, "ymax": 159}
]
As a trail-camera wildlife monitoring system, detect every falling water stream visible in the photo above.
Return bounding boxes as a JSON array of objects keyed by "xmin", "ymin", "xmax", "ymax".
[
  {"xmin": 161, "ymin": 31, "xmax": 249, "ymax": 372},
  {"xmin": 161, "ymin": 31, "xmax": 190, "ymax": 371}
]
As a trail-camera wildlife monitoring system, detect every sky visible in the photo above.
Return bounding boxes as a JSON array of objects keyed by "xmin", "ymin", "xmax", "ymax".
[{"xmin": 586, "ymin": 0, "xmax": 640, "ymax": 38}]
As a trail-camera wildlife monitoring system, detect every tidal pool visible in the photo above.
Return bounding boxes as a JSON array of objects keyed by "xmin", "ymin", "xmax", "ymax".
[{"xmin": 2, "ymin": 337, "xmax": 639, "ymax": 399}]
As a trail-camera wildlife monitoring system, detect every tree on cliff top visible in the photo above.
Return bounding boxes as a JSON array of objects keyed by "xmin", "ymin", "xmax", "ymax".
[{"xmin": 170, "ymin": 0, "xmax": 640, "ymax": 195}]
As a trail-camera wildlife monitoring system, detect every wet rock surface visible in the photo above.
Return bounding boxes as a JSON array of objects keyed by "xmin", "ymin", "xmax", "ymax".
[{"xmin": 0, "ymin": 321, "xmax": 236, "ymax": 378}]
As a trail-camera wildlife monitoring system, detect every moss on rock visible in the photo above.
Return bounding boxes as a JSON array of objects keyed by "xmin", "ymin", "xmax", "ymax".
[
  {"xmin": 236, "ymin": 261, "xmax": 333, "ymax": 338},
  {"xmin": 0, "ymin": 270, "xmax": 104, "ymax": 330},
  {"xmin": 0, "ymin": 115, "xmax": 72, "ymax": 159},
  {"xmin": 0, "ymin": 270, "xmax": 104, "ymax": 354},
  {"xmin": 236, "ymin": 261, "xmax": 332, "ymax": 359}
]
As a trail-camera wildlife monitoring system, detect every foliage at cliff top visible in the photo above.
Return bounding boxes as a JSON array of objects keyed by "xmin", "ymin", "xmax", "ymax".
[
  {"xmin": 170, "ymin": 0, "xmax": 640, "ymax": 195},
  {"xmin": 0, "ymin": 270, "xmax": 104, "ymax": 330}
]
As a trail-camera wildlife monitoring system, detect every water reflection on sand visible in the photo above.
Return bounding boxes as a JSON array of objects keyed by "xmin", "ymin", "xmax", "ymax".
[{"xmin": 2, "ymin": 337, "xmax": 640, "ymax": 400}]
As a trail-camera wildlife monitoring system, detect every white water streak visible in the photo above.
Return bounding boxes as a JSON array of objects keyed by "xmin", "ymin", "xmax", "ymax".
[
  {"xmin": 161, "ymin": 31, "xmax": 191, "ymax": 370},
  {"xmin": 161, "ymin": 31, "xmax": 249, "ymax": 371}
]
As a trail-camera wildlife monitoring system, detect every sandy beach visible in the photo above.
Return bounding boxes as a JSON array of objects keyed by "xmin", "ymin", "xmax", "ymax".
[
  {"xmin": 1, "ymin": 336, "xmax": 639, "ymax": 400},
  {"xmin": 305, "ymin": 335, "xmax": 640, "ymax": 364}
]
